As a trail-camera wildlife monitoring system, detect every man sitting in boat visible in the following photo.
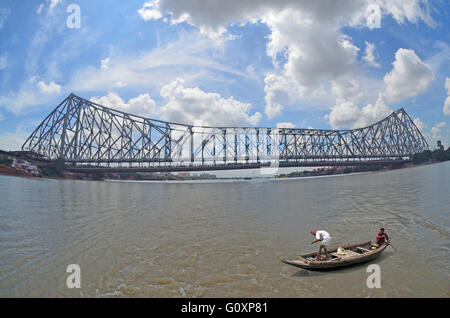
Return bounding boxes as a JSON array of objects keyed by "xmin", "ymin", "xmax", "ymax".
[
  {"xmin": 375, "ymin": 228, "xmax": 390, "ymax": 247},
  {"xmin": 310, "ymin": 230, "xmax": 331, "ymax": 260}
]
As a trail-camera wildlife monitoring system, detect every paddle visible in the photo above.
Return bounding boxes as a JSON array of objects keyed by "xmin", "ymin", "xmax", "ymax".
[{"xmin": 388, "ymin": 242, "xmax": 397, "ymax": 251}]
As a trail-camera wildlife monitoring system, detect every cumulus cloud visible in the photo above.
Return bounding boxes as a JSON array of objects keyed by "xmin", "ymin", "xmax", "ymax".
[
  {"xmin": 331, "ymin": 76, "xmax": 363, "ymax": 102},
  {"xmin": 138, "ymin": 1, "xmax": 435, "ymax": 36},
  {"xmin": 88, "ymin": 78, "xmax": 261, "ymax": 127},
  {"xmin": 137, "ymin": 0, "xmax": 436, "ymax": 118},
  {"xmin": 383, "ymin": 48, "xmax": 434, "ymax": 104},
  {"xmin": 90, "ymin": 92, "xmax": 158, "ymax": 118},
  {"xmin": 264, "ymin": 74, "xmax": 295, "ymax": 119},
  {"xmin": 263, "ymin": 9, "xmax": 360, "ymax": 97},
  {"xmin": 328, "ymin": 100, "xmax": 362, "ymax": 129},
  {"xmin": 362, "ymin": 41, "xmax": 380, "ymax": 68},
  {"xmin": 328, "ymin": 94, "xmax": 392, "ymax": 129},
  {"xmin": 379, "ymin": 0, "xmax": 436, "ymax": 27},
  {"xmin": 261, "ymin": 8, "xmax": 362, "ymax": 119},
  {"xmin": 37, "ymin": 80, "xmax": 61, "ymax": 94},
  {"xmin": 138, "ymin": 1, "xmax": 163, "ymax": 21},
  {"xmin": 160, "ymin": 78, "xmax": 261, "ymax": 126},
  {"xmin": 354, "ymin": 95, "xmax": 392, "ymax": 127}
]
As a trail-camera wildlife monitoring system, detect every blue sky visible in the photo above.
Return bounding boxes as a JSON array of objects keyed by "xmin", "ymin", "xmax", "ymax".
[{"xmin": 0, "ymin": 0, "xmax": 449, "ymax": 151}]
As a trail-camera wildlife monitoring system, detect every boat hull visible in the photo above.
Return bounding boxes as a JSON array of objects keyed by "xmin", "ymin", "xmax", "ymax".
[{"xmin": 282, "ymin": 241, "xmax": 388, "ymax": 271}]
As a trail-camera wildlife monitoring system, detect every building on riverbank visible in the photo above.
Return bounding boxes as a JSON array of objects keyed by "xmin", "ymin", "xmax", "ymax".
[{"xmin": 0, "ymin": 150, "xmax": 40, "ymax": 177}]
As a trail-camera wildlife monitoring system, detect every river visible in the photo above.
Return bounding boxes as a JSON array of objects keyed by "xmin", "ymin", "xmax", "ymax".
[{"xmin": 1, "ymin": 162, "xmax": 449, "ymax": 297}]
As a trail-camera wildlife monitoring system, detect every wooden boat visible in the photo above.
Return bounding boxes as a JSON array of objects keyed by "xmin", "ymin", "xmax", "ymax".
[{"xmin": 282, "ymin": 241, "xmax": 388, "ymax": 270}]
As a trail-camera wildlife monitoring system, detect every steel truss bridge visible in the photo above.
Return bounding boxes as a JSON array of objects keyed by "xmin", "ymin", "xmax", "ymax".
[{"xmin": 22, "ymin": 93, "xmax": 428, "ymax": 173}]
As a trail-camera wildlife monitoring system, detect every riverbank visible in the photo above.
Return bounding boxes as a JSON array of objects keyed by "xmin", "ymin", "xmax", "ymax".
[
  {"xmin": 1, "ymin": 148, "xmax": 449, "ymax": 182},
  {"xmin": 0, "ymin": 159, "xmax": 445, "ymax": 183}
]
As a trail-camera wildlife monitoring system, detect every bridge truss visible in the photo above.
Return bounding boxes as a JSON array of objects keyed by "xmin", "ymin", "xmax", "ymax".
[{"xmin": 22, "ymin": 94, "xmax": 428, "ymax": 171}]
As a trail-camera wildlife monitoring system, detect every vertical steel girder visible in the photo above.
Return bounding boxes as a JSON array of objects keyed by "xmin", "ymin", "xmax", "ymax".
[{"xmin": 22, "ymin": 93, "xmax": 429, "ymax": 168}]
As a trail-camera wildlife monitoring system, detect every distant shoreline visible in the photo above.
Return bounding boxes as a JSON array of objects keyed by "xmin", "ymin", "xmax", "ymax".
[
  {"xmin": 0, "ymin": 158, "xmax": 446, "ymax": 183},
  {"xmin": 1, "ymin": 147, "xmax": 449, "ymax": 182}
]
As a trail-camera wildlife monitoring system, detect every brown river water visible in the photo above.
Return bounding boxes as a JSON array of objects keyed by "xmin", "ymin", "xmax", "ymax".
[{"xmin": 1, "ymin": 162, "xmax": 449, "ymax": 297}]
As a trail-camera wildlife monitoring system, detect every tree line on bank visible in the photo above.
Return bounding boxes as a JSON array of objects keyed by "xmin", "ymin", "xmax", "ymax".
[{"xmin": 412, "ymin": 146, "xmax": 450, "ymax": 164}]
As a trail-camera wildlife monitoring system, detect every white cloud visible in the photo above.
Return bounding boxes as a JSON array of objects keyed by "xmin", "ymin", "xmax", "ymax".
[
  {"xmin": 0, "ymin": 90, "xmax": 41, "ymax": 114},
  {"xmin": 328, "ymin": 94, "xmax": 392, "ymax": 129},
  {"xmin": 138, "ymin": 0, "xmax": 436, "ymax": 118},
  {"xmin": 29, "ymin": 76, "xmax": 39, "ymax": 83},
  {"xmin": 378, "ymin": 0, "xmax": 436, "ymax": 27},
  {"xmin": 263, "ymin": 9, "xmax": 360, "ymax": 94},
  {"xmin": 413, "ymin": 117, "xmax": 426, "ymax": 133},
  {"xmin": 331, "ymin": 76, "xmax": 363, "ymax": 102},
  {"xmin": 362, "ymin": 41, "xmax": 380, "ymax": 68},
  {"xmin": 0, "ymin": 77, "xmax": 64, "ymax": 113},
  {"xmin": 444, "ymin": 78, "xmax": 450, "ymax": 116},
  {"xmin": 37, "ymin": 3, "xmax": 44, "ymax": 15},
  {"xmin": 37, "ymin": 80, "xmax": 61, "ymax": 94},
  {"xmin": 0, "ymin": 130, "xmax": 29, "ymax": 151},
  {"xmin": 160, "ymin": 78, "xmax": 261, "ymax": 126},
  {"xmin": 328, "ymin": 100, "xmax": 361, "ymax": 129},
  {"xmin": 264, "ymin": 74, "xmax": 293, "ymax": 119},
  {"xmin": 431, "ymin": 122, "xmax": 447, "ymax": 140},
  {"xmin": 261, "ymin": 7, "xmax": 363, "ymax": 119},
  {"xmin": 383, "ymin": 48, "xmax": 434, "ymax": 104},
  {"xmin": 444, "ymin": 97, "xmax": 450, "ymax": 117},
  {"xmin": 0, "ymin": 120, "xmax": 43, "ymax": 151},
  {"xmin": 69, "ymin": 33, "xmax": 245, "ymax": 92},
  {"xmin": 140, "ymin": 1, "xmax": 435, "ymax": 36},
  {"xmin": 100, "ymin": 58, "xmax": 110, "ymax": 70},
  {"xmin": 138, "ymin": 1, "xmax": 163, "ymax": 21},
  {"xmin": 48, "ymin": 0, "xmax": 62, "ymax": 10},
  {"xmin": 428, "ymin": 121, "xmax": 449, "ymax": 148},
  {"xmin": 88, "ymin": 78, "xmax": 261, "ymax": 127},
  {"xmin": 354, "ymin": 95, "xmax": 392, "ymax": 127},
  {"xmin": 90, "ymin": 92, "xmax": 158, "ymax": 118},
  {"xmin": 276, "ymin": 122, "xmax": 295, "ymax": 128}
]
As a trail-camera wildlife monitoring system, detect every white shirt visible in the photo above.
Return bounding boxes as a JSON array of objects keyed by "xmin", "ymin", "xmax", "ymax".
[{"xmin": 316, "ymin": 230, "xmax": 330, "ymax": 242}]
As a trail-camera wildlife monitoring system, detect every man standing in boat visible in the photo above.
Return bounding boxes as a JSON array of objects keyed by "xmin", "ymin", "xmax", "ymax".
[{"xmin": 310, "ymin": 230, "xmax": 331, "ymax": 260}]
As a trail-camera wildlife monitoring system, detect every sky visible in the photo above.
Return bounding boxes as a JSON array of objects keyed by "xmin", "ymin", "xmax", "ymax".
[{"xmin": 0, "ymin": 0, "xmax": 449, "ymax": 152}]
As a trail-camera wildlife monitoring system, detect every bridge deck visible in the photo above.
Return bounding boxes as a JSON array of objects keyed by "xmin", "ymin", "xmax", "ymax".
[{"xmin": 63, "ymin": 159, "xmax": 410, "ymax": 173}]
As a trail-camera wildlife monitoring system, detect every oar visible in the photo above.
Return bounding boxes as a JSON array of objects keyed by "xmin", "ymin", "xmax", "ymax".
[{"xmin": 388, "ymin": 242, "xmax": 397, "ymax": 251}]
